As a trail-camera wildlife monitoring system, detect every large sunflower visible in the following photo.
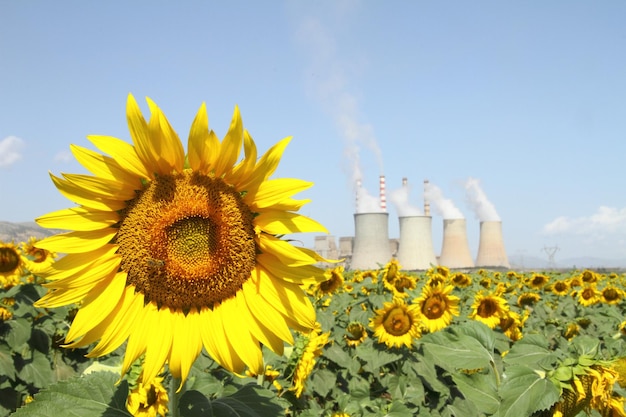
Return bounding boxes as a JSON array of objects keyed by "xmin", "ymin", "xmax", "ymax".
[
  {"xmin": 0, "ymin": 241, "xmax": 25, "ymax": 288},
  {"xmin": 370, "ymin": 298, "xmax": 421, "ymax": 348},
  {"xmin": 469, "ymin": 290, "xmax": 510, "ymax": 329},
  {"xmin": 34, "ymin": 95, "xmax": 329, "ymax": 386},
  {"xmin": 413, "ymin": 283, "xmax": 460, "ymax": 333}
]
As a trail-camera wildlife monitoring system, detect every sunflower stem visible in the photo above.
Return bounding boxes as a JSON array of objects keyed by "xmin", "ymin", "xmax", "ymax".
[{"xmin": 169, "ymin": 376, "xmax": 180, "ymax": 417}]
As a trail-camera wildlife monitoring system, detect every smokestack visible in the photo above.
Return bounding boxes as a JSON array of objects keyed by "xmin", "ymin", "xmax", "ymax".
[
  {"xmin": 396, "ymin": 216, "xmax": 438, "ymax": 270},
  {"xmin": 379, "ymin": 175, "xmax": 386, "ymax": 212},
  {"xmin": 475, "ymin": 221, "xmax": 510, "ymax": 268},
  {"xmin": 423, "ymin": 179, "xmax": 431, "ymax": 216},
  {"xmin": 402, "ymin": 177, "xmax": 408, "ymax": 187},
  {"xmin": 350, "ymin": 212, "xmax": 392, "ymax": 270},
  {"xmin": 438, "ymin": 218, "xmax": 475, "ymax": 269}
]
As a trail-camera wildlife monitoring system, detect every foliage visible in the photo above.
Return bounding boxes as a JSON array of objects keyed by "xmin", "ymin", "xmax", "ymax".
[{"xmin": 3, "ymin": 243, "xmax": 626, "ymax": 416}]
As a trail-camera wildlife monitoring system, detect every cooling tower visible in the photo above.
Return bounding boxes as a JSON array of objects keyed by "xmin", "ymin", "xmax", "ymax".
[
  {"xmin": 438, "ymin": 218, "xmax": 475, "ymax": 269},
  {"xmin": 475, "ymin": 221, "xmax": 510, "ymax": 268},
  {"xmin": 350, "ymin": 212, "xmax": 392, "ymax": 270},
  {"xmin": 396, "ymin": 216, "xmax": 438, "ymax": 270}
]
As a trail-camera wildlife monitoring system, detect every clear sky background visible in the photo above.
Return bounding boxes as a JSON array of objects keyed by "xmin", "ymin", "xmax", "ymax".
[{"xmin": 1, "ymin": 1, "xmax": 625, "ymax": 264}]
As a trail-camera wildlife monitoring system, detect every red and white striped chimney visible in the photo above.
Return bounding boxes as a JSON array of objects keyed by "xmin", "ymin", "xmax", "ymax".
[
  {"xmin": 423, "ymin": 179, "xmax": 431, "ymax": 217},
  {"xmin": 379, "ymin": 175, "xmax": 386, "ymax": 212}
]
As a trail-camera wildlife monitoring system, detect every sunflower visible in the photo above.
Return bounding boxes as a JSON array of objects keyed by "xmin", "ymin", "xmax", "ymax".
[
  {"xmin": 469, "ymin": 290, "xmax": 510, "ymax": 329},
  {"xmin": 126, "ymin": 373, "xmax": 169, "ymax": 417},
  {"xmin": 413, "ymin": 283, "xmax": 460, "ymax": 333},
  {"xmin": 344, "ymin": 321, "xmax": 368, "ymax": 347},
  {"xmin": 21, "ymin": 237, "xmax": 57, "ymax": 274},
  {"xmin": 580, "ymin": 269, "xmax": 598, "ymax": 284},
  {"xmin": 0, "ymin": 241, "xmax": 25, "ymax": 288},
  {"xmin": 578, "ymin": 285, "xmax": 600, "ymax": 307},
  {"xmin": 370, "ymin": 299, "xmax": 421, "ymax": 348},
  {"xmin": 527, "ymin": 273, "xmax": 550, "ymax": 289},
  {"xmin": 34, "ymin": 95, "xmax": 329, "ymax": 386},
  {"xmin": 450, "ymin": 272, "xmax": 472, "ymax": 288},
  {"xmin": 382, "ymin": 259, "xmax": 401, "ymax": 284},
  {"xmin": 316, "ymin": 265, "xmax": 344, "ymax": 296},
  {"xmin": 0, "ymin": 306, "xmax": 12, "ymax": 322},
  {"xmin": 517, "ymin": 292, "xmax": 541, "ymax": 307},
  {"xmin": 499, "ymin": 310, "xmax": 526, "ymax": 341},
  {"xmin": 290, "ymin": 324, "xmax": 329, "ymax": 398},
  {"xmin": 600, "ymin": 285, "xmax": 623, "ymax": 305},
  {"xmin": 551, "ymin": 280, "xmax": 570, "ymax": 296}
]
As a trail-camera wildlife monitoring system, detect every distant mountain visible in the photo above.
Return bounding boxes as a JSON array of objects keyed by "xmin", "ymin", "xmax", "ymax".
[
  {"xmin": 0, "ymin": 221, "xmax": 65, "ymax": 244},
  {"xmin": 508, "ymin": 253, "xmax": 626, "ymax": 271}
]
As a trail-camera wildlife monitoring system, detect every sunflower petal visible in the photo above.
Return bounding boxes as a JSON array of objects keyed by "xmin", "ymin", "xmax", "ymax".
[
  {"xmin": 255, "ymin": 211, "xmax": 328, "ymax": 235},
  {"xmin": 121, "ymin": 301, "xmax": 153, "ymax": 377},
  {"xmin": 213, "ymin": 106, "xmax": 243, "ymax": 177},
  {"xmin": 42, "ymin": 255, "xmax": 120, "ymax": 291},
  {"xmin": 221, "ymin": 296, "xmax": 263, "ymax": 374},
  {"xmin": 168, "ymin": 309, "xmax": 202, "ymax": 390},
  {"xmin": 87, "ymin": 135, "xmax": 150, "ymax": 179},
  {"xmin": 37, "ymin": 245, "xmax": 117, "ymax": 279},
  {"xmin": 257, "ymin": 234, "xmax": 317, "ymax": 267},
  {"xmin": 35, "ymin": 229, "xmax": 117, "ymax": 254},
  {"xmin": 237, "ymin": 136, "xmax": 291, "ymax": 192},
  {"xmin": 70, "ymin": 144, "xmax": 142, "ymax": 187},
  {"xmin": 187, "ymin": 102, "xmax": 219, "ymax": 173},
  {"xmin": 36, "ymin": 207, "xmax": 118, "ymax": 232},
  {"xmin": 256, "ymin": 253, "xmax": 324, "ymax": 284},
  {"xmin": 146, "ymin": 97, "xmax": 185, "ymax": 173},
  {"xmin": 248, "ymin": 178, "xmax": 312, "ymax": 209},
  {"xmin": 50, "ymin": 174, "xmax": 128, "ymax": 211},
  {"xmin": 64, "ymin": 271, "xmax": 126, "ymax": 342},
  {"xmin": 227, "ymin": 129, "xmax": 257, "ymax": 185},
  {"xmin": 142, "ymin": 306, "xmax": 174, "ymax": 384}
]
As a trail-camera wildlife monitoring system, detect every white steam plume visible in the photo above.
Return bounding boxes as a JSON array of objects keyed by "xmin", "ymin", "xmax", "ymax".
[
  {"xmin": 294, "ymin": 6, "xmax": 383, "ymax": 213},
  {"xmin": 424, "ymin": 182, "xmax": 464, "ymax": 219},
  {"xmin": 388, "ymin": 182, "xmax": 422, "ymax": 217},
  {"xmin": 464, "ymin": 177, "xmax": 500, "ymax": 221},
  {"xmin": 0, "ymin": 136, "xmax": 24, "ymax": 167}
]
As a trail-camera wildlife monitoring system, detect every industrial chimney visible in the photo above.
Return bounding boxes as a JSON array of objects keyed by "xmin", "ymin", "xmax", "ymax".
[
  {"xmin": 475, "ymin": 221, "xmax": 510, "ymax": 268},
  {"xmin": 350, "ymin": 212, "xmax": 392, "ymax": 270},
  {"xmin": 379, "ymin": 175, "xmax": 387, "ymax": 212},
  {"xmin": 396, "ymin": 216, "xmax": 438, "ymax": 270},
  {"xmin": 438, "ymin": 218, "xmax": 475, "ymax": 269}
]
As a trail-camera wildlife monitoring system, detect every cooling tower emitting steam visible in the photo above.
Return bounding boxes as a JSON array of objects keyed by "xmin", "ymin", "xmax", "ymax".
[
  {"xmin": 423, "ymin": 181, "xmax": 464, "ymax": 219},
  {"xmin": 388, "ymin": 178, "xmax": 423, "ymax": 217},
  {"xmin": 475, "ymin": 221, "xmax": 510, "ymax": 268},
  {"xmin": 438, "ymin": 218, "xmax": 475, "ymax": 269},
  {"xmin": 464, "ymin": 177, "xmax": 500, "ymax": 221}
]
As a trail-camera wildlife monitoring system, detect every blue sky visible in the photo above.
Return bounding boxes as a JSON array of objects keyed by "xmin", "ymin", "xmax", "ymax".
[{"xmin": 1, "ymin": 1, "xmax": 626, "ymax": 264}]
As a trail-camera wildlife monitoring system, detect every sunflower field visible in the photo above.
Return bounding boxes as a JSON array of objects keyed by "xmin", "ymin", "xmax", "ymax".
[{"xmin": 2, "ymin": 242, "xmax": 626, "ymax": 417}]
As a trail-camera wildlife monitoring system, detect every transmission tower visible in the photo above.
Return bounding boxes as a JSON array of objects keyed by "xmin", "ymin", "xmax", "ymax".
[{"xmin": 542, "ymin": 245, "xmax": 560, "ymax": 269}]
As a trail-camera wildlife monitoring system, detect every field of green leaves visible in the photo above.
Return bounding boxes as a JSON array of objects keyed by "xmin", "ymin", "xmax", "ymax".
[{"xmin": 2, "ymin": 239, "xmax": 626, "ymax": 417}]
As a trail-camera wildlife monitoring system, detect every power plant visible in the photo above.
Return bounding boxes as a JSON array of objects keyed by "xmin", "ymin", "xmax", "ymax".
[{"xmin": 314, "ymin": 177, "xmax": 511, "ymax": 271}]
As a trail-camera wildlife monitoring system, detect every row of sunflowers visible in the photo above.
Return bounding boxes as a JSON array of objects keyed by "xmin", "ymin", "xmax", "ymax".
[{"xmin": 2, "ymin": 236, "xmax": 626, "ymax": 416}]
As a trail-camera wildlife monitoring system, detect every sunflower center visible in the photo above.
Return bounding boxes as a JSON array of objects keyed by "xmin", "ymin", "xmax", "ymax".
[
  {"xmin": 0, "ymin": 247, "xmax": 20, "ymax": 273},
  {"xmin": 603, "ymin": 288, "xmax": 620, "ymax": 301},
  {"xmin": 117, "ymin": 170, "xmax": 257, "ymax": 310},
  {"xmin": 30, "ymin": 248, "xmax": 48, "ymax": 263},
  {"xmin": 383, "ymin": 307, "xmax": 412, "ymax": 336},
  {"xmin": 422, "ymin": 295, "xmax": 445, "ymax": 320},
  {"xmin": 477, "ymin": 299, "xmax": 498, "ymax": 318}
]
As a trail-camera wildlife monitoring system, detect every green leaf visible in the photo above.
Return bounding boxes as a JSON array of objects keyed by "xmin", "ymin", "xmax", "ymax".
[
  {"xmin": 383, "ymin": 400, "xmax": 413, "ymax": 417},
  {"xmin": 17, "ymin": 351, "xmax": 54, "ymax": 388},
  {"xmin": 179, "ymin": 383, "xmax": 283, "ymax": 417},
  {"xmin": 324, "ymin": 343, "xmax": 361, "ymax": 374},
  {"xmin": 421, "ymin": 331, "xmax": 493, "ymax": 371},
  {"xmin": 6, "ymin": 318, "xmax": 31, "ymax": 350},
  {"xmin": 503, "ymin": 341, "xmax": 557, "ymax": 369},
  {"xmin": 451, "ymin": 372, "xmax": 499, "ymax": 415},
  {"xmin": 497, "ymin": 366, "xmax": 560, "ymax": 417},
  {"xmin": 308, "ymin": 368, "xmax": 336, "ymax": 397},
  {"xmin": 356, "ymin": 341, "xmax": 402, "ymax": 373},
  {"xmin": 0, "ymin": 344, "xmax": 15, "ymax": 380},
  {"xmin": 11, "ymin": 371, "xmax": 130, "ymax": 417},
  {"xmin": 454, "ymin": 320, "xmax": 496, "ymax": 352}
]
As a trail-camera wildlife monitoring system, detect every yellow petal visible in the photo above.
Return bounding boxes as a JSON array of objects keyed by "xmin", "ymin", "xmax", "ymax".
[
  {"xmin": 201, "ymin": 306, "xmax": 246, "ymax": 374},
  {"xmin": 35, "ymin": 229, "xmax": 116, "ymax": 254},
  {"xmin": 146, "ymin": 97, "xmax": 185, "ymax": 173},
  {"xmin": 37, "ymin": 245, "xmax": 117, "ymax": 279},
  {"xmin": 85, "ymin": 286, "xmax": 144, "ymax": 357},
  {"xmin": 51, "ymin": 174, "xmax": 128, "ymax": 211},
  {"xmin": 220, "ymin": 296, "xmax": 263, "ymax": 374},
  {"xmin": 236, "ymin": 136, "xmax": 291, "ymax": 192},
  {"xmin": 121, "ymin": 301, "xmax": 153, "ymax": 377},
  {"xmin": 256, "ymin": 266, "xmax": 316, "ymax": 330},
  {"xmin": 87, "ymin": 135, "xmax": 150, "ymax": 180},
  {"xmin": 257, "ymin": 234, "xmax": 317, "ymax": 267},
  {"xmin": 61, "ymin": 173, "xmax": 136, "ymax": 200},
  {"xmin": 255, "ymin": 211, "xmax": 328, "ymax": 235},
  {"xmin": 248, "ymin": 178, "xmax": 312, "ymax": 210},
  {"xmin": 70, "ymin": 144, "xmax": 142, "ymax": 187},
  {"xmin": 213, "ymin": 106, "xmax": 243, "ymax": 177},
  {"xmin": 36, "ymin": 268, "xmax": 116, "ymax": 308},
  {"xmin": 168, "ymin": 309, "xmax": 203, "ymax": 390},
  {"xmin": 256, "ymin": 253, "xmax": 324, "ymax": 284},
  {"xmin": 126, "ymin": 94, "xmax": 157, "ymax": 178},
  {"xmin": 199, "ymin": 307, "xmax": 231, "ymax": 371},
  {"xmin": 187, "ymin": 102, "xmax": 219, "ymax": 173},
  {"xmin": 64, "ymin": 271, "xmax": 126, "ymax": 342},
  {"xmin": 36, "ymin": 207, "xmax": 118, "ymax": 232},
  {"xmin": 42, "ymin": 254, "xmax": 120, "ymax": 291},
  {"xmin": 142, "ymin": 306, "xmax": 174, "ymax": 384},
  {"xmin": 243, "ymin": 278, "xmax": 292, "ymax": 348}
]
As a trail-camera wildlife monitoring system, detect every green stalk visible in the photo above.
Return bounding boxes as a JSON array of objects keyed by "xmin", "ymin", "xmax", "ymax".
[{"xmin": 169, "ymin": 377, "xmax": 180, "ymax": 417}]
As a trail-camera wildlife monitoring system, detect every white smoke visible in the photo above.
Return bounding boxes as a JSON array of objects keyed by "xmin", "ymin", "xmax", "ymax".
[
  {"xmin": 294, "ymin": 7, "xmax": 384, "ymax": 213},
  {"xmin": 464, "ymin": 177, "xmax": 500, "ymax": 221},
  {"xmin": 424, "ymin": 182, "xmax": 464, "ymax": 219},
  {"xmin": 388, "ymin": 181, "xmax": 423, "ymax": 217}
]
